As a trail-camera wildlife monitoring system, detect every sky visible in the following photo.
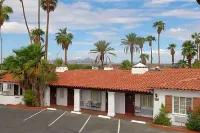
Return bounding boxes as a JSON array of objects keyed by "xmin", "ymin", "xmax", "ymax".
[{"xmin": 2, "ymin": 0, "xmax": 200, "ymax": 64}]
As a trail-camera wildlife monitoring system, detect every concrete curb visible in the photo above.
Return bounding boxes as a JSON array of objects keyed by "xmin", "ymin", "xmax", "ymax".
[
  {"xmin": 7, "ymin": 104, "xmax": 48, "ymax": 110},
  {"xmin": 150, "ymin": 123, "xmax": 199, "ymax": 133}
]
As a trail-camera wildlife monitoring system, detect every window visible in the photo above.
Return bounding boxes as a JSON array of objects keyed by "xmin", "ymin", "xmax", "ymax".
[
  {"xmin": 140, "ymin": 94, "xmax": 153, "ymax": 108},
  {"xmin": 60, "ymin": 89, "xmax": 64, "ymax": 98},
  {"xmin": 91, "ymin": 90, "xmax": 101, "ymax": 102},
  {"xmin": 173, "ymin": 97, "xmax": 192, "ymax": 115},
  {"xmin": 7, "ymin": 84, "xmax": 12, "ymax": 90}
]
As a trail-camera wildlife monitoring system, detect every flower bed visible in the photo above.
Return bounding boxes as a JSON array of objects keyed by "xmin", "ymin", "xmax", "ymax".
[{"xmin": 7, "ymin": 104, "xmax": 48, "ymax": 110}]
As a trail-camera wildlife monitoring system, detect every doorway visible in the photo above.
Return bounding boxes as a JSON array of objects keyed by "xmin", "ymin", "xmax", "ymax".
[
  {"xmin": 50, "ymin": 88, "xmax": 56, "ymax": 105},
  {"xmin": 68, "ymin": 89, "xmax": 74, "ymax": 106},
  {"xmin": 14, "ymin": 84, "xmax": 19, "ymax": 95},
  {"xmin": 125, "ymin": 93, "xmax": 135, "ymax": 114}
]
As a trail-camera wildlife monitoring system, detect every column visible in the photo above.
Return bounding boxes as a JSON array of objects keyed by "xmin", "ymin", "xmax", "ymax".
[
  {"xmin": 74, "ymin": 89, "xmax": 81, "ymax": 112},
  {"xmin": 44, "ymin": 86, "xmax": 50, "ymax": 106},
  {"xmin": 107, "ymin": 91, "xmax": 115, "ymax": 117}
]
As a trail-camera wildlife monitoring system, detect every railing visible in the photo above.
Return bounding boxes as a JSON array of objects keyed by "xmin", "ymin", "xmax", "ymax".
[
  {"xmin": 80, "ymin": 101, "xmax": 102, "ymax": 111},
  {"xmin": 135, "ymin": 106, "xmax": 153, "ymax": 116}
]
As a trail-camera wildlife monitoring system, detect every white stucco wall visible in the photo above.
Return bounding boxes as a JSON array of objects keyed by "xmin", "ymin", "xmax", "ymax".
[
  {"xmin": 56, "ymin": 88, "xmax": 68, "ymax": 106},
  {"xmin": 154, "ymin": 89, "xmax": 200, "ymax": 126},
  {"xmin": 0, "ymin": 95, "xmax": 23, "ymax": 105},
  {"xmin": 101, "ymin": 91, "xmax": 106, "ymax": 111},
  {"xmin": 44, "ymin": 87, "xmax": 50, "ymax": 106},
  {"xmin": 115, "ymin": 92, "xmax": 125, "ymax": 114},
  {"xmin": 135, "ymin": 94, "xmax": 140, "ymax": 107},
  {"xmin": 1, "ymin": 82, "xmax": 21, "ymax": 96}
]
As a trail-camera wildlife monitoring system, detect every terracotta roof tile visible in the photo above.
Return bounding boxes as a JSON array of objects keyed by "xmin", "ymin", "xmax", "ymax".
[{"xmin": 0, "ymin": 74, "xmax": 19, "ymax": 83}]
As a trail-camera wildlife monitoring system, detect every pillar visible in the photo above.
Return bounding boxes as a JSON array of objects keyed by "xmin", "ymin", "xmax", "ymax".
[
  {"xmin": 74, "ymin": 89, "xmax": 81, "ymax": 112},
  {"xmin": 107, "ymin": 91, "xmax": 115, "ymax": 117}
]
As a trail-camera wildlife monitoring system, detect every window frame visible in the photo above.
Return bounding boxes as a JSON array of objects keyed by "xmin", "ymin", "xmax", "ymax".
[
  {"xmin": 140, "ymin": 94, "xmax": 153, "ymax": 108},
  {"xmin": 172, "ymin": 96, "xmax": 193, "ymax": 115},
  {"xmin": 91, "ymin": 90, "xmax": 101, "ymax": 102}
]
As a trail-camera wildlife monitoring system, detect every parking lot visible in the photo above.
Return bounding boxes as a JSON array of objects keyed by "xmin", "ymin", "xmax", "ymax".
[{"xmin": 0, "ymin": 105, "xmax": 182, "ymax": 133}]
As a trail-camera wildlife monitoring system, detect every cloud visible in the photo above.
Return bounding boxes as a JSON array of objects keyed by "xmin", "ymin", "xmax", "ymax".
[
  {"xmin": 169, "ymin": 28, "xmax": 186, "ymax": 33},
  {"xmin": 86, "ymin": 31, "xmax": 117, "ymax": 40},
  {"xmin": 123, "ymin": 24, "xmax": 142, "ymax": 29},
  {"xmin": 144, "ymin": 0, "xmax": 194, "ymax": 7}
]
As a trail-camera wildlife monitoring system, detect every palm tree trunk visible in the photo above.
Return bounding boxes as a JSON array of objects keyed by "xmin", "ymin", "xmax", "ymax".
[
  {"xmin": 130, "ymin": 45, "xmax": 133, "ymax": 64},
  {"xmin": 141, "ymin": 48, "xmax": 143, "ymax": 55},
  {"xmin": 20, "ymin": 0, "xmax": 32, "ymax": 45},
  {"xmin": 188, "ymin": 57, "xmax": 192, "ymax": 68},
  {"xmin": 172, "ymin": 54, "xmax": 174, "ymax": 66},
  {"xmin": 45, "ymin": 2, "xmax": 50, "ymax": 60},
  {"xmin": 101, "ymin": 55, "xmax": 104, "ymax": 67},
  {"xmin": 150, "ymin": 45, "xmax": 153, "ymax": 64},
  {"xmin": 65, "ymin": 49, "xmax": 67, "ymax": 65},
  {"xmin": 38, "ymin": 0, "xmax": 41, "ymax": 43},
  {"xmin": 158, "ymin": 33, "xmax": 160, "ymax": 65}
]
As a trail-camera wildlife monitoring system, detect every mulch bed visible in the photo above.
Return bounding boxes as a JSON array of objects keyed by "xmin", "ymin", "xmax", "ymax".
[{"xmin": 7, "ymin": 104, "xmax": 48, "ymax": 110}]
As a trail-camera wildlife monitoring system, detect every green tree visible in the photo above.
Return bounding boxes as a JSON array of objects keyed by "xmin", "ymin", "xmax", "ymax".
[
  {"xmin": 139, "ymin": 53, "xmax": 149, "ymax": 65},
  {"xmin": 37, "ymin": 60, "xmax": 58, "ymax": 106},
  {"xmin": 177, "ymin": 59, "xmax": 188, "ymax": 68},
  {"xmin": 55, "ymin": 28, "xmax": 73, "ymax": 64},
  {"xmin": 89, "ymin": 40, "xmax": 116, "ymax": 67},
  {"xmin": 137, "ymin": 37, "xmax": 146, "ymax": 56},
  {"xmin": 146, "ymin": 35, "xmax": 156, "ymax": 64},
  {"xmin": 119, "ymin": 60, "xmax": 132, "ymax": 70},
  {"xmin": 0, "ymin": 0, "xmax": 13, "ymax": 70},
  {"xmin": 191, "ymin": 32, "xmax": 200, "ymax": 60},
  {"xmin": 153, "ymin": 21, "xmax": 165, "ymax": 65},
  {"xmin": 30, "ymin": 28, "xmax": 45, "ymax": 44},
  {"xmin": 41, "ymin": 0, "xmax": 58, "ymax": 60},
  {"xmin": 54, "ymin": 58, "xmax": 64, "ymax": 67},
  {"xmin": 3, "ymin": 45, "xmax": 45, "ymax": 90},
  {"xmin": 182, "ymin": 40, "xmax": 197, "ymax": 68},
  {"xmin": 167, "ymin": 43, "xmax": 176, "ymax": 66},
  {"xmin": 121, "ymin": 33, "xmax": 139, "ymax": 64},
  {"xmin": 19, "ymin": 0, "xmax": 32, "ymax": 44}
]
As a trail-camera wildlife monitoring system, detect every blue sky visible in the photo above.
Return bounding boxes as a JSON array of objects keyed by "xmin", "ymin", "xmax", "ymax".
[{"xmin": 2, "ymin": 0, "xmax": 200, "ymax": 63}]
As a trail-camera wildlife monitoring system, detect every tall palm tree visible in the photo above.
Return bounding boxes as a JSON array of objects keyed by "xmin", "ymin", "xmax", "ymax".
[
  {"xmin": 139, "ymin": 53, "xmax": 149, "ymax": 65},
  {"xmin": 167, "ymin": 43, "xmax": 176, "ymax": 66},
  {"xmin": 153, "ymin": 21, "xmax": 165, "ymax": 65},
  {"xmin": 121, "ymin": 33, "xmax": 139, "ymax": 64},
  {"xmin": 0, "ymin": 0, "xmax": 13, "ymax": 70},
  {"xmin": 137, "ymin": 37, "xmax": 146, "ymax": 56},
  {"xmin": 30, "ymin": 28, "xmax": 45, "ymax": 44},
  {"xmin": 182, "ymin": 40, "xmax": 197, "ymax": 68},
  {"xmin": 41, "ymin": 0, "xmax": 58, "ymax": 60},
  {"xmin": 191, "ymin": 32, "xmax": 200, "ymax": 60},
  {"xmin": 19, "ymin": 0, "xmax": 32, "ymax": 44},
  {"xmin": 55, "ymin": 28, "xmax": 73, "ymax": 64},
  {"xmin": 38, "ymin": 0, "xmax": 40, "ymax": 29},
  {"xmin": 89, "ymin": 40, "xmax": 116, "ymax": 67},
  {"xmin": 146, "ymin": 35, "xmax": 156, "ymax": 64}
]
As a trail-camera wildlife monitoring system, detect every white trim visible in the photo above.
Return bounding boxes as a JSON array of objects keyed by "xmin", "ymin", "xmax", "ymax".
[
  {"xmin": 98, "ymin": 115, "xmax": 111, "ymax": 119},
  {"xmin": 71, "ymin": 111, "xmax": 82, "ymax": 114},
  {"xmin": 47, "ymin": 108, "xmax": 57, "ymax": 111},
  {"xmin": 131, "ymin": 120, "xmax": 146, "ymax": 124}
]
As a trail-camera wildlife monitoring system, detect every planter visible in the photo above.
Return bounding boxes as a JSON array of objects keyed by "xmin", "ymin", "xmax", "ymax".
[
  {"xmin": 150, "ymin": 123, "xmax": 199, "ymax": 133},
  {"xmin": 7, "ymin": 104, "xmax": 48, "ymax": 110}
]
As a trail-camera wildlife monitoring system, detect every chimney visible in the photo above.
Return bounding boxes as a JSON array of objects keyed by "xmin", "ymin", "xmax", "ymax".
[
  {"xmin": 56, "ymin": 67, "xmax": 68, "ymax": 72},
  {"xmin": 132, "ymin": 63, "xmax": 149, "ymax": 74}
]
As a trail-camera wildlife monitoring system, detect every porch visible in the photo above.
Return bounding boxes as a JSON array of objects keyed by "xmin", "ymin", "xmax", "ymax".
[{"xmin": 46, "ymin": 87, "xmax": 154, "ymax": 118}]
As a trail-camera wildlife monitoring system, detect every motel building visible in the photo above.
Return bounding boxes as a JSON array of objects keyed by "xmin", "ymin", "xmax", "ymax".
[{"xmin": 0, "ymin": 63, "xmax": 200, "ymax": 127}]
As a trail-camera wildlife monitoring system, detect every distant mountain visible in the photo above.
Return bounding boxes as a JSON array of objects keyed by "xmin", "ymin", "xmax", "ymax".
[{"xmin": 68, "ymin": 58, "xmax": 94, "ymax": 64}]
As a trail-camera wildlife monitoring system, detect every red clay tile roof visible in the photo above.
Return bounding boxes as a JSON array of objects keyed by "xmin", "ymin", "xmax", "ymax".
[
  {"xmin": 0, "ymin": 74, "xmax": 19, "ymax": 83},
  {"xmin": 50, "ymin": 69, "xmax": 200, "ymax": 92}
]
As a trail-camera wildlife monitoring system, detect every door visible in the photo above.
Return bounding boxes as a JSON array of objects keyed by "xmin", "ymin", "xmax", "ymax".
[
  {"xmin": 50, "ymin": 88, "xmax": 56, "ymax": 105},
  {"xmin": 68, "ymin": 89, "xmax": 74, "ymax": 106},
  {"xmin": 14, "ymin": 84, "xmax": 19, "ymax": 95},
  {"xmin": 125, "ymin": 93, "xmax": 135, "ymax": 114}
]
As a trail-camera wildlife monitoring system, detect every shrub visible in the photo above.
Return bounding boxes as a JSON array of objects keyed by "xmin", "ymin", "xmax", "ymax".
[
  {"xmin": 186, "ymin": 108, "xmax": 200, "ymax": 131},
  {"xmin": 68, "ymin": 64, "xmax": 92, "ymax": 70},
  {"xmin": 192, "ymin": 60, "xmax": 200, "ymax": 68},
  {"xmin": 23, "ymin": 90, "xmax": 36, "ymax": 107},
  {"xmin": 153, "ymin": 104, "xmax": 172, "ymax": 126},
  {"xmin": 119, "ymin": 60, "xmax": 132, "ymax": 70}
]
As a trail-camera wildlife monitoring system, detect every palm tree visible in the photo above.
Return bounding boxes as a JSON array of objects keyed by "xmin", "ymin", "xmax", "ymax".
[
  {"xmin": 137, "ymin": 37, "xmax": 146, "ymax": 56},
  {"xmin": 38, "ymin": 0, "xmax": 40, "ymax": 29},
  {"xmin": 191, "ymin": 32, "xmax": 200, "ymax": 60},
  {"xmin": 153, "ymin": 21, "xmax": 165, "ymax": 65},
  {"xmin": 146, "ymin": 35, "xmax": 156, "ymax": 64},
  {"xmin": 182, "ymin": 40, "xmax": 197, "ymax": 68},
  {"xmin": 0, "ymin": 0, "xmax": 13, "ymax": 70},
  {"xmin": 54, "ymin": 58, "xmax": 63, "ymax": 67},
  {"xmin": 89, "ymin": 40, "xmax": 116, "ymax": 67},
  {"xmin": 19, "ymin": 0, "xmax": 32, "ymax": 44},
  {"xmin": 167, "ymin": 43, "xmax": 176, "ymax": 66},
  {"xmin": 121, "ymin": 33, "xmax": 139, "ymax": 64},
  {"xmin": 119, "ymin": 60, "xmax": 132, "ymax": 70},
  {"xmin": 140, "ymin": 53, "xmax": 149, "ymax": 65},
  {"xmin": 30, "ymin": 28, "xmax": 45, "ymax": 44},
  {"xmin": 41, "ymin": 0, "xmax": 58, "ymax": 60},
  {"xmin": 55, "ymin": 28, "xmax": 73, "ymax": 64}
]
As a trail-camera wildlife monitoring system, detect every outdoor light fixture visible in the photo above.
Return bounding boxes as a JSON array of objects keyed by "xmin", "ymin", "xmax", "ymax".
[
  {"xmin": 197, "ymin": 0, "xmax": 200, "ymax": 5},
  {"xmin": 155, "ymin": 93, "xmax": 158, "ymax": 98}
]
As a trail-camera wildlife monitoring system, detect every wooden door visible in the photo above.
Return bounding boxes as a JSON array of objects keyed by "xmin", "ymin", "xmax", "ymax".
[
  {"xmin": 14, "ymin": 84, "xmax": 19, "ymax": 95},
  {"xmin": 50, "ymin": 88, "xmax": 56, "ymax": 105},
  {"xmin": 68, "ymin": 89, "xmax": 74, "ymax": 106},
  {"xmin": 125, "ymin": 93, "xmax": 135, "ymax": 114}
]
